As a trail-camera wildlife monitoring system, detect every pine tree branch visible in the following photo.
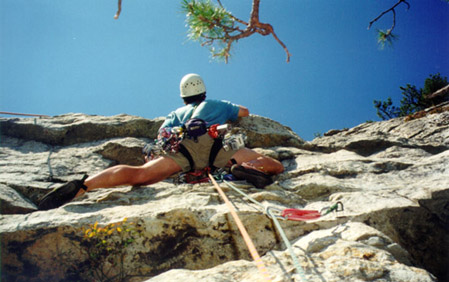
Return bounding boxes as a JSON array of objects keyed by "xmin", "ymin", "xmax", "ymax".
[
  {"xmin": 194, "ymin": 0, "xmax": 291, "ymax": 62},
  {"xmin": 236, "ymin": 0, "xmax": 291, "ymax": 62},
  {"xmin": 368, "ymin": 0, "xmax": 410, "ymax": 33},
  {"xmin": 115, "ymin": 0, "xmax": 290, "ymax": 62},
  {"xmin": 114, "ymin": 0, "xmax": 122, "ymax": 20}
]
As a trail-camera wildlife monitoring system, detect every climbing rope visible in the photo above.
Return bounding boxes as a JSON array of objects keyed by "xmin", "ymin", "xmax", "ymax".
[
  {"xmin": 208, "ymin": 174, "xmax": 272, "ymax": 282},
  {"xmin": 223, "ymin": 180, "xmax": 307, "ymax": 281},
  {"xmin": 222, "ymin": 179, "xmax": 343, "ymax": 222},
  {"xmin": 220, "ymin": 179, "xmax": 344, "ymax": 281},
  {"xmin": 0, "ymin": 111, "xmax": 49, "ymax": 117},
  {"xmin": 266, "ymin": 207, "xmax": 308, "ymax": 282}
]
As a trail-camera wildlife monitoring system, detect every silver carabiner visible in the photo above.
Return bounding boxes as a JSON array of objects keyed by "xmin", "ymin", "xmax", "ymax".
[{"xmin": 265, "ymin": 206, "xmax": 287, "ymax": 221}]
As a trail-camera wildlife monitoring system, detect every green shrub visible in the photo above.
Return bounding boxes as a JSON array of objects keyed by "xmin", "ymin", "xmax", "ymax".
[{"xmin": 374, "ymin": 73, "xmax": 448, "ymax": 120}]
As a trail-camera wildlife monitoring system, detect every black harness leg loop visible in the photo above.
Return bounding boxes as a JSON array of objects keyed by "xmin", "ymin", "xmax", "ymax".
[
  {"xmin": 178, "ymin": 136, "xmax": 223, "ymax": 173},
  {"xmin": 178, "ymin": 144, "xmax": 195, "ymax": 172},
  {"xmin": 209, "ymin": 137, "xmax": 223, "ymax": 173}
]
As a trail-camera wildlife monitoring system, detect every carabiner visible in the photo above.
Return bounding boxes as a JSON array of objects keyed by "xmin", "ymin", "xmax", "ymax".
[
  {"xmin": 320, "ymin": 201, "xmax": 344, "ymax": 216},
  {"xmin": 265, "ymin": 206, "xmax": 286, "ymax": 221}
]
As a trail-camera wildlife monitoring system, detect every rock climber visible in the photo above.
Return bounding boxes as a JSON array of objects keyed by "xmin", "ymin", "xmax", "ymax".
[{"xmin": 38, "ymin": 73, "xmax": 284, "ymax": 210}]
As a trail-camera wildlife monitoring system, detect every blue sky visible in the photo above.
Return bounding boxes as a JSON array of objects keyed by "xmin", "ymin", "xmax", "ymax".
[{"xmin": 1, "ymin": 0, "xmax": 448, "ymax": 141}]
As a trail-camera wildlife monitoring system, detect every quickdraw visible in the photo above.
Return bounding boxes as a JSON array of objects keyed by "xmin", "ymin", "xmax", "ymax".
[
  {"xmin": 159, "ymin": 127, "xmax": 184, "ymax": 153},
  {"xmin": 220, "ymin": 179, "xmax": 344, "ymax": 222},
  {"xmin": 281, "ymin": 209, "xmax": 322, "ymax": 221},
  {"xmin": 220, "ymin": 180, "xmax": 344, "ymax": 281},
  {"xmin": 279, "ymin": 201, "xmax": 344, "ymax": 221},
  {"xmin": 142, "ymin": 127, "xmax": 184, "ymax": 160}
]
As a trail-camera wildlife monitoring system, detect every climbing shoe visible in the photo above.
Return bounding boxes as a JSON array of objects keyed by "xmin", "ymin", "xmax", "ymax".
[
  {"xmin": 38, "ymin": 175, "xmax": 88, "ymax": 210},
  {"xmin": 231, "ymin": 165, "xmax": 273, "ymax": 188}
]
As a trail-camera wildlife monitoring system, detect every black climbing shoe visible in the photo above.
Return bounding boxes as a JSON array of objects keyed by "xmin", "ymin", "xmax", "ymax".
[
  {"xmin": 38, "ymin": 175, "xmax": 88, "ymax": 210},
  {"xmin": 231, "ymin": 165, "xmax": 273, "ymax": 188}
]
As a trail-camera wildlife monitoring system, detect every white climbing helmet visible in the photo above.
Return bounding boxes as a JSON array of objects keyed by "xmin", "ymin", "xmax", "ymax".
[{"xmin": 180, "ymin": 73, "xmax": 206, "ymax": 98}]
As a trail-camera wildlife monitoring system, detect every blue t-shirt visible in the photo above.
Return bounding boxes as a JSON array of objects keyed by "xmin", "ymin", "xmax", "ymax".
[{"xmin": 160, "ymin": 99, "xmax": 240, "ymax": 129}]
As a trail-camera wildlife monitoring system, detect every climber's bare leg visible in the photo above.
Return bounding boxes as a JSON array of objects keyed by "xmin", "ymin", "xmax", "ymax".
[
  {"xmin": 75, "ymin": 156, "xmax": 182, "ymax": 197},
  {"xmin": 230, "ymin": 148, "xmax": 284, "ymax": 175}
]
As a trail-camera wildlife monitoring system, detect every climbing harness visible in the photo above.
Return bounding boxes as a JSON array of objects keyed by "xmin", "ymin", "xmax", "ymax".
[
  {"xmin": 208, "ymin": 174, "xmax": 273, "ymax": 282},
  {"xmin": 177, "ymin": 123, "xmax": 246, "ymax": 173},
  {"xmin": 219, "ymin": 179, "xmax": 344, "ymax": 281},
  {"xmin": 144, "ymin": 117, "xmax": 246, "ymax": 177},
  {"xmin": 176, "ymin": 167, "xmax": 211, "ymax": 184},
  {"xmin": 178, "ymin": 134, "xmax": 225, "ymax": 172},
  {"xmin": 175, "ymin": 166, "xmax": 236, "ymax": 185}
]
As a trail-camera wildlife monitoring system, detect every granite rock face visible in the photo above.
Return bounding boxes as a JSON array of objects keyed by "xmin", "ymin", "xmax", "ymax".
[{"xmin": 1, "ymin": 105, "xmax": 448, "ymax": 281}]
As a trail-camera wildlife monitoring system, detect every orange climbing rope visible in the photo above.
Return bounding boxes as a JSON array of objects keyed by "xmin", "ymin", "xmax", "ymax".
[{"xmin": 208, "ymin": 173, "xmax": 272, "ymax": 282}]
